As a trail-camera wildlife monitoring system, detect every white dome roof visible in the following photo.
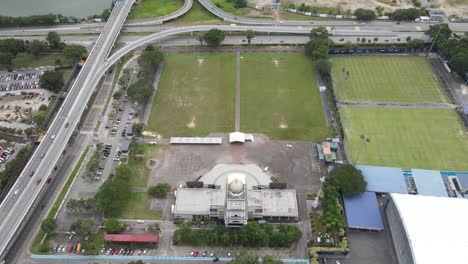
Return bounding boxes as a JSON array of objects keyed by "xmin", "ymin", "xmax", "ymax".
[{"xmin": 229, "ymin": 179, "xmax": 244, "ymax": 194}]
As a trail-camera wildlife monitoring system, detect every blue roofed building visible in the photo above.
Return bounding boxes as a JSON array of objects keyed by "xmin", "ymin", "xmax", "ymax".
[
  {"xmin": 356, "ymin": 165, "xmax": 408, "ymax": 194},
  {"xmin": 343, "ymin": 191, "xmax": 384, "ymax": 230},
  {"xmin": 412, "ymin": 169, "xmax": 448, "ymax": 197}
]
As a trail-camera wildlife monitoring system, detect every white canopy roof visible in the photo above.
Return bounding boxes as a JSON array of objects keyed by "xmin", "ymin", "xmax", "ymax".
[
  {"xmin": 229, "ymin": 132, "xmax": 254, "ymax": 143},
  {"xmin": 391, "ymin": 193, "xmax": 468, "ymax": 264}
]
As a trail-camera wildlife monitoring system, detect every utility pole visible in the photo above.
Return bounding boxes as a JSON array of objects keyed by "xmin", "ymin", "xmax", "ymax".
[{"xmin": 427, "ymin": 25, "xmax": 443, "ymax": 57}]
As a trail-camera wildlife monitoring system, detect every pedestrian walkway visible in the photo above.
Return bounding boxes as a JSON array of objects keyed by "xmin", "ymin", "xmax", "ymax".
[
  {"xmin": 337, "ymin": 101, "xmax": 457, "ymax": 109},
  {"xmin": 235, "ymin": 51, "xmax": 241, "ymax": 131}
]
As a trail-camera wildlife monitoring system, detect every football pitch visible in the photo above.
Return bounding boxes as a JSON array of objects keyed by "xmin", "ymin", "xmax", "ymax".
[
  {"xmin": 331, "ymin": 56, "xmax": 448, "ymax": 103},
  {"xmin": 147, "ymin": 53, "xmax": 236, "ymax": 137},
  {"xmin": 340, "ymin": 107, "xmax": 468, "ymax": 171},
  {"xmin": 240, "ymin": 52, "xmax": 331, "ymax": 141}
]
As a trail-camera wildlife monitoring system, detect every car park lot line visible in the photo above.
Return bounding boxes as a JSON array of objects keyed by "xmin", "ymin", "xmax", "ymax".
[{"xmin": 31, "ymin": 254, "xmax": 310, "ymax": 263}]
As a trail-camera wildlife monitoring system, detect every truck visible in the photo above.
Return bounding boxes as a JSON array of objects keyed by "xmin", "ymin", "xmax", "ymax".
[
  {"xmin": 415, "ymin": 16, "xmax": 430, "ymax": 23},
  {"xmin": 76, "ymin": 243, "xmax": 81, "ymax": 254}
]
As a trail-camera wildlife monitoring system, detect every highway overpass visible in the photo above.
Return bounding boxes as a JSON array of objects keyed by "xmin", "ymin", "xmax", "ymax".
[{"xmin": 0, "ymin": 0, "xmax": 135, "ymax": 260}]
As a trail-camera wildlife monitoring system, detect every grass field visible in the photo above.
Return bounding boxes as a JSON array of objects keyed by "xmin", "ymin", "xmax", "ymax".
[
  {"xmin": 127, "ymin": 145, "xmax": 167, "ymax": 187},
  {"xmin": 340, "ymin": 107, "xmax": 468, "ymax": 171},
  {"xmin": 331, "ymin": 56, "xmax": 448, "ymax": 103},
  {"xmin": 147, "ymin": 53, "xmax": 235, "ymax": 137},
  {"xmin": 119, "ymin": 192, "xmax": 162, "ymax": 220},
  {"xmin": 128, "ymin": 0, "xmax": 184, "ymax": 19},
  {"xmin": 165, "ymin": 1, "xmax": 221, "ymax": 25},
  {"xmin": 240, "ymin": 52, "xmax": 331, "ymax": 141}
]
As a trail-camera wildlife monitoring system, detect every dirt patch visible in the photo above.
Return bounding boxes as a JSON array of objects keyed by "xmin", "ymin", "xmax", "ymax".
[
  {"xmin": 279, "ymin": 116, "xmax": 288, "ymax": 128},
  {"xmin": 272, "ymin": 59, "xmax": 280, "ymax": 68},
  {"xmin": 187, "ymin": 116, "xmax": 196, "ymax": 128},
  {"xmin": 197, "ymin": 58, "xmax": 204, "ymax": 66},
  {"xmin": 142, "ymin": 131, "xmax": 161, "ymax": 138}
]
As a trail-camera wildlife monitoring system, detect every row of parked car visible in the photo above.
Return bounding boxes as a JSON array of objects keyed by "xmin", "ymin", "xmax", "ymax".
[
  {"xmin": 0, "ymin": 71, "xmax": 40, "ymax": 82},
  {"xmin": 0, "ymin": 80, "xmax": 39, "ymax": 91},
  {"xmin": 0, "ymin": 148, "xmax": 14, "ymax": 163},
  {"xmin": 53, "ymin": 243, "xmax": 83, "ymax": 254},
  {"xmin": 103, "ymin": 248, "xmax": 149, "ymax": 256}
]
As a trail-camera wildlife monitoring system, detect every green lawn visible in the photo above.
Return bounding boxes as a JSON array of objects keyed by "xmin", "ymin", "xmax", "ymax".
[
  {"xmin": 3, "ymin": 52, "xmax": 72, "ymax": 70},
  {"xmin": 127, "ymin": 145, "xmax": 167, "ymax": 188},
  {"xmin": 128, "ymin": 0, "xmax": 184, "ymax": 19},
  {"xmin": 165, "ymin": 0, "xmax": 221, "ymax": 25},
  {"xmin": 148, "ymin": 53, "xmax": 236, "ymax": 137},
  {"xmin": 331, "ymin": 56, "xmax": 448, "ymax": 103},
  {"xmin": 240, "ymin": 52, "xmax": 331, "ymax": 141},
  {"xmin": 118, "ymin": 192, "xmax": 163, "ymax": 220},
  {"xmin": 340, "ymin": 107, "xmax": 468, "ymax": 171}
]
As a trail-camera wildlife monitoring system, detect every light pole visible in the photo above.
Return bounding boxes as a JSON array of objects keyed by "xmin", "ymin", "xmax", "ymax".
[
  {"xmin": 427, "ymin": 25, "xmax": 443, "ymax": 57},
  {"xmin": 353, "ymin": 134, "xmax": 370, "ymax": 166}
]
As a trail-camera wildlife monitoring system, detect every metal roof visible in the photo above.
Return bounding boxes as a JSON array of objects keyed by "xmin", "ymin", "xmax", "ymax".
[
  {"xmin": 412, "ymin": 169, "xmax": 448, "ymax": 197},
  {"xmin": 356, "ymin": 165, "xmax": 408, "ymax": 194},
  {"xmin": 229, "ymin": 132, "xmax": 254, "ymax": 143},
  {"xmin": 104, "ymin": 234, "xmax": 158, "ymax": 243},
  {"xmin": 169, "ymin": 137, "xmax": 222, "ymax": 144},
  {"xmin": 343, "ymin": 191, "xmax": 384, "ymax": 230}
]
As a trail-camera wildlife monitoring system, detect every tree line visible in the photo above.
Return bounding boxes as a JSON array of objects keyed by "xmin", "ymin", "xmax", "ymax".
[{"xmin": 173, "ymin": 221, "xmax": 302, "ymax": 248}]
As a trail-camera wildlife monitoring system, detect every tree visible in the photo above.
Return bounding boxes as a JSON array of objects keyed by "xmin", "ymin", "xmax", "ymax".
[
  {"xmin": 203, "ymin": 29, "xmax": 225, "ymax": 47},
  {"xmin": 425, "ymin": 23, "xmax": 452, "ymax": 42},
  {"xmin": 12, "ymin": 52, "xmax": 35, "ymax": 68},
  {"xmin": 46, "ymin": 31, "xmax": 61, "ymax": 49},
  {"xmin": 70, "ymin": 218, "xmax": 94, "ymax": 236},
  {"xmin": 138, "ymin": 45, "xmax": 163, "ymax": 77},
  {"xmin": 104, "ymin": 218, "xmax": 126, "ymax": 233},
  {"xmin": 246, "ymin": 30, "xmax": 255, "ymax": 45},
  {"xmin": 328, "ymin": 165, "xmax": 367, "ymax": 197},
  {"xmin": 128, "ymin": 261, "xmax": 144, "ymax": 264},
  {"xmin": 375, "ymin": 6, "xmax": 384, "ymax": 16},
  {"xmin": 304, "ymin": 26, "xmax": 330, "ymax": 60},
  {"xmin": 390, "ymin": 8, "xmax": 421, "ymax": 21},
  {"xmin": 27, "ymin": 40, "xmax": 48, "ymax": 56},
  {"xmin": 63, "ymin": 44, "xmax": 87, "ymax": 61},
  {"xmin": 407, "ymin": 39, "xmax": 425, "ymax": 49},
  {"xmin": 147, "ymin": 223, "xmax": 160, "ymax": 232},
  {"xmin": 133, "ymin": 123, "xmax": 144, "ymax": 137},
  {"xmin": 148, "ymin": 183, "xmax": 171, "ymax": 198},
  {"xmin": 360, "ymin": 37, "xmax": 367, "ymax": 44},
  {"xmin": 448, "ymin": 52, "xmax": 468, "ymax": 76},
  {"xmin": 234, "ymin": 0, "xmax": 247, "ymax": 8},
  {"xmin": 127, "ymin": 80, "xmax": 152, "ymax": 104},
  {"xmin": 354, "ymin": 9, "xmax": 376, "ymax": 21},
  {"xmin": 95, "ymin": 165, "xmax": 131, "ymax": 217},
  {"xmin": 39, "ymin": 70, "xmax": 64, "ymax": 93},
  {"xmin": 40, "ymin": 217, "xmax": 57, "ymax": 234},
  {"xmin": 314, "ymin": 59, "xmax": 331, "ymax": 77},
  {"xmin": 0, "ymin": 52, "xmax": 14, "ymax": 69}
]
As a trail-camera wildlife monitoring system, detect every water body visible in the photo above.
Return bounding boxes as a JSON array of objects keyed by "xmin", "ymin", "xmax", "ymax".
[{"xmin": 0, "ymin": 0, "xmax": 112, "ymax": 18}]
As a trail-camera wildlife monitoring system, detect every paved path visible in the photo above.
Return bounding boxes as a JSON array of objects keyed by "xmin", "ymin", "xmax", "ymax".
[
  {"xmin": 235, "ymin": 51, "xmax": 241, "ymax": 131},
  {"xmin": 337, "ymin": 101, "xmax": 457, "ymax": 109}
]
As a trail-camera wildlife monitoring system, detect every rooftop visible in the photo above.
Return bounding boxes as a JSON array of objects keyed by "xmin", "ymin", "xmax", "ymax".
[
  {"xmin": 343, "ymin": 191, "xmax": 384, "ymax": 230},
  {"xmin": 104, "ymin": 234, "xmax": 158, "ymax": 243},
  {"xmin": 357, "ymin": 165, "xmax": 408, "ymax": 194},
  {"xmin": 248, "ymin": 189, "xmax": 298, "ymax": 217},
  {"xmin": 391, "ymin": 193, "xmax": 468, "ymax": 264},
  {"xmin": 411, "ymin": 169, "xmax": 448, "ymax": 197},
  {"xmin": 174, "ymin": 188, "xmax": 225, "ymax": 215}
]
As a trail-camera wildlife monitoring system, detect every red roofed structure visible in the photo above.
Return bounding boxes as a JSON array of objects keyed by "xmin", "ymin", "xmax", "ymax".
[{"xmin": 104, "ymin": 234, "xmax": 158, "ymax": 244}]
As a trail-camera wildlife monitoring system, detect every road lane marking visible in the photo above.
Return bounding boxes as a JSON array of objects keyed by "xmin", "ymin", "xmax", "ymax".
[
  {"xmin": 354, "ymin": 26, "xmax": 360, "ymax": 31},
  {"xmin": 416, "ymin": 26, "xmax": 422, "ymax": 31}
]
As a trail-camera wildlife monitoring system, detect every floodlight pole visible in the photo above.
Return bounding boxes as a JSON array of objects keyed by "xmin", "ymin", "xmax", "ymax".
[
  {"xmin": 353, "ymin": 135, "xmax": 370, "ymax": 166},
  {"xmin": 427, "ymin": 25, "xmax": 443, "ymax": 57}
]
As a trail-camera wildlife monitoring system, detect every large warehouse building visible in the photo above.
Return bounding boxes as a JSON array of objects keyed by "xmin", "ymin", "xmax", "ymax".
[
  {"xmin": 385, "ymin": 193, "xmax": 468, "ymax": 264},
  {"xmin": 174, "ymin": 164, "xmax": 298, "ymax": 227}
]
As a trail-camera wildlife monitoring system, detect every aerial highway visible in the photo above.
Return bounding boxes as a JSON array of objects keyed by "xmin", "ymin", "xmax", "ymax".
[{"xmin": 0, "ymin": 0, "xmax": 135, "ymax": 260}]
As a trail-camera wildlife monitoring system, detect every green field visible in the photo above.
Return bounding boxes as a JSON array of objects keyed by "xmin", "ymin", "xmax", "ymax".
[
  {"xmin": 148, "ymin": 53, "xmax": 236, "ymax": 137},
  {"xmin": 331, "ymin": 56, "xmax": 448, "ymax": 103},
  {"xmin": 128, "ymin": 0, "xmax": 184, "ymax": 19},
  {"xmin": 165, "ymin": 1, "xmax": 221, "ymax": 25},
  {"xmin": 119, "ymin": 192, "xmax": 162, "ymax": 220},
  {"xmin": 127, "ymin": 145, "xmax": 167, "ymax": 187},
  {"xmin": 240, "ymin": 52, "xmax": 331, "ymax": 141},
  {"xmin": 340, "ymin": 107, "xmax": 468, "ymax": 171}
]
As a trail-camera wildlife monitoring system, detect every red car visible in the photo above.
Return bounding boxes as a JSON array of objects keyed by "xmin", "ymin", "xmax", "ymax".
[
  {"xmin": 29, "ymin": 170, "xmax": 35, "ymax": 177},
  {"xmin": 47, "ymin": 177, "xmax": 53, "ymax": 184},
  {"xmin": 193, "ymin": 251, "xmax": 199, "ymax": 257},
  {"xmin": 36, "ymin": 179, "xmax": 41, "ymax": 185},
  {"xmin": 68, "ymin": 246, "xmax": 73, "ymax": 253}
]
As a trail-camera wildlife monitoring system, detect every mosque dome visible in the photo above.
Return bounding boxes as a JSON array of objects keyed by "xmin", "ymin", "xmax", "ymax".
[{"xmin": 229, "ymin": 178, "xmax": 244, "ymax": 194}]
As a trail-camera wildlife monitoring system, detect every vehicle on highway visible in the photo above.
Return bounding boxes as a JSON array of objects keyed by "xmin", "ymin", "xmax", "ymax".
[
  {"xmin": 13, "ymin": 189, "xmax": 19, "ymax": 195},
  {"xmin": 35, "ymin": 179, "xmax": 41, "ymax": 185},
  {"xmin": 213, "ymin": 257, "xmax": 219, "ymax": 262},
  {"xmin": 29, "ymin": 170, "xmax": 35, "ymax": 177},
  {"xmin": 51, "ymin": 134, "xmax": 56, "ymax": 140},
  {"xmin": 65, "ymin": 122, "xmax": 70, "ymax": 128},
  {"xmin": 40, "ymin": 153, "xmax": 46, "ymax": 158},
  {"xmin": 47, "ymin": 177, "xmax": 53, "ymax": 184}
]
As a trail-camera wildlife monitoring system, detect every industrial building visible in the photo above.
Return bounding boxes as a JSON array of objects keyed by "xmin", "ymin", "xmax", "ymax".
[
  {"xmin": 173, "ymin": 164, "xmax": 298, "ymax": 227},
  {"xmin": 385, "ymin": 193, "xmax": 468, "ymax": 264}
]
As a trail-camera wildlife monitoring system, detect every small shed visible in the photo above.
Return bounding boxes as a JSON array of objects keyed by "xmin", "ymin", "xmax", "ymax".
[{"xmin": 229, "ymin": 132, "xmax": 254, "ymax": 143}]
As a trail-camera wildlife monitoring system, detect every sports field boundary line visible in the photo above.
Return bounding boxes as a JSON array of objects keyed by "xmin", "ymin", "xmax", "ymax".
[{"xmin": 337, "ymin": 101, "xmax": 457, "ymax": 109}]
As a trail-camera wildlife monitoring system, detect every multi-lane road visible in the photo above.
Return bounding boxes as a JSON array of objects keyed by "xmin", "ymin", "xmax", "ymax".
[{"xmin": 0, "ymin": 0, "xmax": 135, "ymax": 260}]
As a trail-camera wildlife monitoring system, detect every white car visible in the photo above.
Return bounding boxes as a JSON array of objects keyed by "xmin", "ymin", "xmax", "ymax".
[
  {"xmin": 14, "ymin": 189, "xmax": 20, "ymax": 195},
  {"xmin": 136, "ymin": 220, "xmax": 144, "ymax": 223},
  {"xmin": 51, "ymin": 134, "xmax": 56, "ymax": 140}
]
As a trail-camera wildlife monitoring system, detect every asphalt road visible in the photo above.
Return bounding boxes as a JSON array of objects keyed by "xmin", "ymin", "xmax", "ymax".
[{"xmin": 0, "ymin": 0, "xmax": 135, "ymax": 259}]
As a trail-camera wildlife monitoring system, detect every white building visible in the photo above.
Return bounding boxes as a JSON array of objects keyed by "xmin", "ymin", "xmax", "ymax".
[
  {"xmin": 174, "ymin": 164, "xmax": 298, "ymax": 227},
  {"xmin": 385, "ymin": 193, "xmax": 468, "ymax": 264}
]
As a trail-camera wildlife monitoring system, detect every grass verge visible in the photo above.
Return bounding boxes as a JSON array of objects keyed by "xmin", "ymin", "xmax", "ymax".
[
  {"xmin": 165, "ymin": 0, "xmax": 222, "ymax": 25},
  {"xmin": 127, "ymin": 145, "xmax": 167, "ymax": 188},
  {"xmin": 128, "ymin": 0, "xmax": 184, "ymax": 19},
  {"xmin": 118, "ymin": 192, "xmax": 163, "ymax": 220}
]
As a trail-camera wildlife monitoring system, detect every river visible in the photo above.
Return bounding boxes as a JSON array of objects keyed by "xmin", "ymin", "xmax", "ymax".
[{"xmin": 0, "ymin": 0, "xmax": 113, "ymax": 18}]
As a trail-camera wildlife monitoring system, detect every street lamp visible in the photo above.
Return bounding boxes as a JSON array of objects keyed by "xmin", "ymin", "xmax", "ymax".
[{"xmin": 353, "ymin": 134, "xmax": 370, "ymax": 166}]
